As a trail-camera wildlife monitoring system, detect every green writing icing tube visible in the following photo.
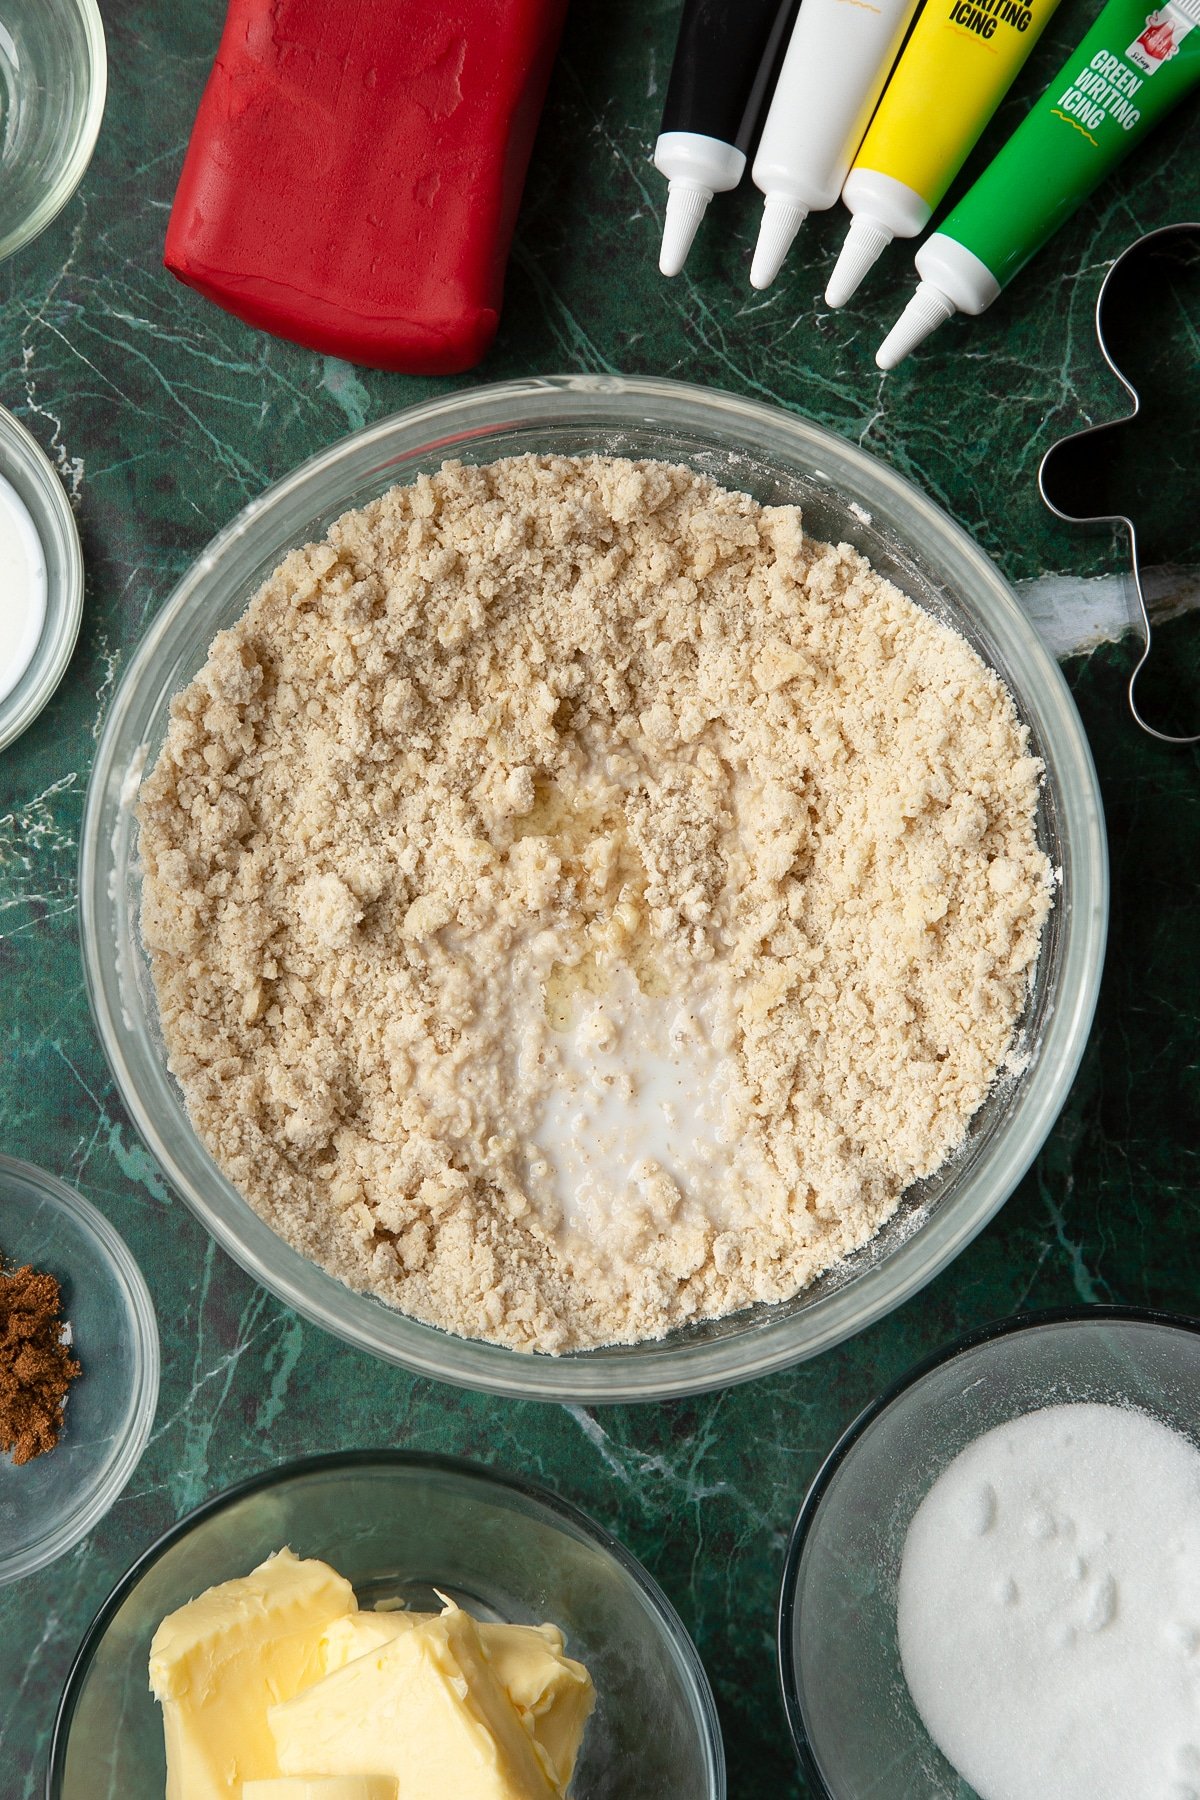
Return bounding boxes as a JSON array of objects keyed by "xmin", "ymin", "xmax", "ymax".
[{"xmin": 877, "ymin": 0, "xmax": 1200, "ymax": 367}]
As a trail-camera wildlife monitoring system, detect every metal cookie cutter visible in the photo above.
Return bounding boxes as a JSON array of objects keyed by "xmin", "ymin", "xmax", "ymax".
[{"xmin": 1039, "ymin": 222, "xmax": 1200, "ymax": 747}]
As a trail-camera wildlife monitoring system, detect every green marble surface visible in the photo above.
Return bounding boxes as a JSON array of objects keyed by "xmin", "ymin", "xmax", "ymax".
[{"xmin": 2, "ymin": 0, "xmax": 1199, "ymax": 1793}]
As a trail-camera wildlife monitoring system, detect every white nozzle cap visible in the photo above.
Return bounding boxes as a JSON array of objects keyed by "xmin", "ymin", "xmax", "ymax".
[
  {"xmin": 750, "ymin": 195, "xmax": 809, "ymax": 290},
  {"xmin": 659, "ymin": 182, "xmax": 713, "ymax": 278},
  {"xmin": 876, "ymin": 280, "xmax": 958, "ymax": 371},
  {"xmin": 825, "ymin": 216, "xmax": 895, "ymax": 309}
]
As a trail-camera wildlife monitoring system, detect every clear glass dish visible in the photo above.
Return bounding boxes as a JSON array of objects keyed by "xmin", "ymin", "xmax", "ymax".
[
  {"xmin": 777, "ymin": 1307, "xmax": 1200, "ymax": 1797},
  {"xmin": 0, "ymin": 0, "xmax": 107, "ymax": 263},
  {"xmin": 0, "ymin": 405, "xmax": 85, "ymax": 752},
  {"xmin": 79, "ymin": 374, "xmax": 1108, "ymax": 1403},
  {"xmin": 48, "ymin": 1450, "xmax": 725, "ymax": 1800},
  {"xmin": 0, "ymin": 1156, "xmax": 159, "ymax": 1584}
]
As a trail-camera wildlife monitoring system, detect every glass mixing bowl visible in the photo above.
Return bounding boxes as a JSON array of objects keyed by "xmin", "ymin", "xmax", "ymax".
[
  {"xmin": 48, "ymin": 1450, "xmax": 725, "ymax": 1800},
  {"xmin": 0, "ymin": 0, "xmax": 107, "ymax": 263},
  {"xmin": 79, "ymin": 374, "xmax": 1108, "ymax": 1403},
  {"xmin": 777, "ymin": 1307, "xmax": 1200, "ymax": 1798}
]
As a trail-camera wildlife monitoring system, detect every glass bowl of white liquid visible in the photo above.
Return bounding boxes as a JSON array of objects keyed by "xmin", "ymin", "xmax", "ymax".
[
  {"xmin": 0, "ymin": 405, "xmax": 84, "ymax": 751},
  {"xmin": 778, "ymin": 1306, "xmax": 1200, "ymax": 1798}
]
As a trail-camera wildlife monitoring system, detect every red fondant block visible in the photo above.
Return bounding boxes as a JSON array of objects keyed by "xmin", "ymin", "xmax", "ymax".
[{"xmin": 165, "ymin": 0, "xmax": 567, "ymax": 373}]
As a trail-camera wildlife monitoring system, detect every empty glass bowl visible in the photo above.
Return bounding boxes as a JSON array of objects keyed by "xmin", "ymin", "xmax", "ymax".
[
  {"xmin": 0, "ymin": 0, "xmax": 106, "ymax": 262},
  {"xmin": 49, "ymin": 1451, "xmax": 725, "ymax": 1799},
  {"xmin": 0, "ymin": 1157, "xmax": 158, "ymax": 1584},
  {"xmin": 80, "ymin": 375, "xmax": 1108, "ymax": 1402},
  {"xmin": 778, "ymin": 1307, "xmax": 1200, "ymax": 1797}
]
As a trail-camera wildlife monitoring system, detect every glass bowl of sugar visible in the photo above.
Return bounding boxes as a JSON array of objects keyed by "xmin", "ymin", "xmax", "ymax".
[
  {"xmin": 80, "ymin": 374, "xmax": 1108, "ymax": 1403},
  {"xmin": 779, "ymin": 1306, "xmax": 1200, "ymax": 1799}
]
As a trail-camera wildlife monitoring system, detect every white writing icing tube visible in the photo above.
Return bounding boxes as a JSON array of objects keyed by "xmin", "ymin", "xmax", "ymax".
[{"xmin": 750, "ymin": 0, "xmax": 922, "ymax": 288}]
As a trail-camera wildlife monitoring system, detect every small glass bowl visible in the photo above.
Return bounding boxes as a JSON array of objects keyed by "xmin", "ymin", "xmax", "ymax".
[
  {"xmin": 0, "ymin": 1157, "xmax": 159, "ymax": 1585},
  {"xmin": 48, "ymin": 1450, "xmax": 726, "ymax": 1800},
  {"xmin": 80, "ymin": 374, "xmax": 1108, "ymax": 1403},
  {"xmin": 0, "ymin": 406, "xmax": 84, "ymax": 752},
  {"xmin": 777, "ymin": 1307, "xmax": 1200, "ymax": 1797},
  {"xmin": 0, "ymin": 0, "xmax": 107, "ymax": 263}
]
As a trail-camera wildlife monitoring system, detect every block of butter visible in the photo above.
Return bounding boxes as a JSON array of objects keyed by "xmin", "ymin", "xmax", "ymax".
[
  {"xmin": 149, "ymin": 1547, "xmax": 356, "ymax": 1800},
  {"xmin": 318, "ymin": 1611, "xmax": 594, "ymax": 1791},
  {"xmin": 244, "ymin": 1783, "xmax": 397, "ymax": 1799},
  {"xmin": 270, "ymin": 1601, "xmax": 563, "ymax": 1799},
  {"xmin": 149, "ymin": 1553, "xmax": 596, "ymax": 1800}
]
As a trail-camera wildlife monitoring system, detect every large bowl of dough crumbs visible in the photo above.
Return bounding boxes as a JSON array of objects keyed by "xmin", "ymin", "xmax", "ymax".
[{"xmin": 80, "ymin": 376, "xmax": 1107, "ymax": 1402}]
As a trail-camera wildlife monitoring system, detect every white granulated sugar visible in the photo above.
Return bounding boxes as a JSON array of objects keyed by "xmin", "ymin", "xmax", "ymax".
[
  {"xmin": 898, "ymin": 1402, "xmax": 1200, "ymax": 1800},
  {"xmin": 137, "ymin": 455, "xmax": 1051, "ymax": 1352}
]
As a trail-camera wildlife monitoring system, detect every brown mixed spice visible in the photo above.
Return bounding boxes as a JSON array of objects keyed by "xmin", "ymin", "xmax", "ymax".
[{"xmin": 0, "ymin": 1261, "xmax": 81, "ymax": 1465}]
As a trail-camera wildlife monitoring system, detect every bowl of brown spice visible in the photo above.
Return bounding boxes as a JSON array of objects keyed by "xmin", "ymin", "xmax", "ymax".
[
  {"xmin": 79, "ymin": 375, "xmax": 1107, "ymax": 1403},
  {"xmin": 0, "ymin": 1157, "xmax": 158, "ymax": 1584}
]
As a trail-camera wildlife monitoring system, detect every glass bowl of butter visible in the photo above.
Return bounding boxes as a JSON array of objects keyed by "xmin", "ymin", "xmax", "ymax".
[
  {"xmin": 48, "ymin": 1450, "xmax": 725, "ymax": 1800},
  {"xmin": 80, "ymin": 374, "xmax": 1108, "ymax": 1402}
]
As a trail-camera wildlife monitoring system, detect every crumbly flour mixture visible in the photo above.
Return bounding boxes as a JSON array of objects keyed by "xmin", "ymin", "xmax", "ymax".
[{"xmin": 138, "ymin": 455, "xmax": 1052, "ymax": 1352}]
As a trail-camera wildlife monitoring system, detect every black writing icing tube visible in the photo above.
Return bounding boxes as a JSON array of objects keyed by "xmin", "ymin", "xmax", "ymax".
[{"xmin": 654, "ymin": 0, "xmax": 799, "ymax": 276}]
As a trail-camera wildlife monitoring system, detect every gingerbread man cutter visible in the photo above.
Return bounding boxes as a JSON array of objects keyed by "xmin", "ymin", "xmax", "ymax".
[{"xmin": 1039, "ymin": 221, "xmax": 1200, "ymax": 747}]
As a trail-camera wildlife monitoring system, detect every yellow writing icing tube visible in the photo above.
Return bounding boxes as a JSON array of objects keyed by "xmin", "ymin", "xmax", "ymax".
[{"xmin": 825, "ymin": 0, "xmax": 1063, "ymax": 304}]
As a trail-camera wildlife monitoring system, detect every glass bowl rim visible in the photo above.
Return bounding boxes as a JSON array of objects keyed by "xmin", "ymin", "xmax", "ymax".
[
  {"xmin": 0, "ymin": 405, "xmax": 86, "ymax": 752},
  {"xmin": 0, "ymin": 0, "xmax": 108, "ymax": 264},
  {"xmin": 775, "ymin": 1302, "xmax": 1200, "ymax": 1795},
  {"xmin": 0, "ymin": 1154, "xmax": 160, "ymax": 1585},
  {"xmin": 46, "ymin": 1445, "xmax": 727, "ymax": 1800},
  {"xmin": 79, "ymin": 372, "xmax": 1108, "ymax": 1403}
]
